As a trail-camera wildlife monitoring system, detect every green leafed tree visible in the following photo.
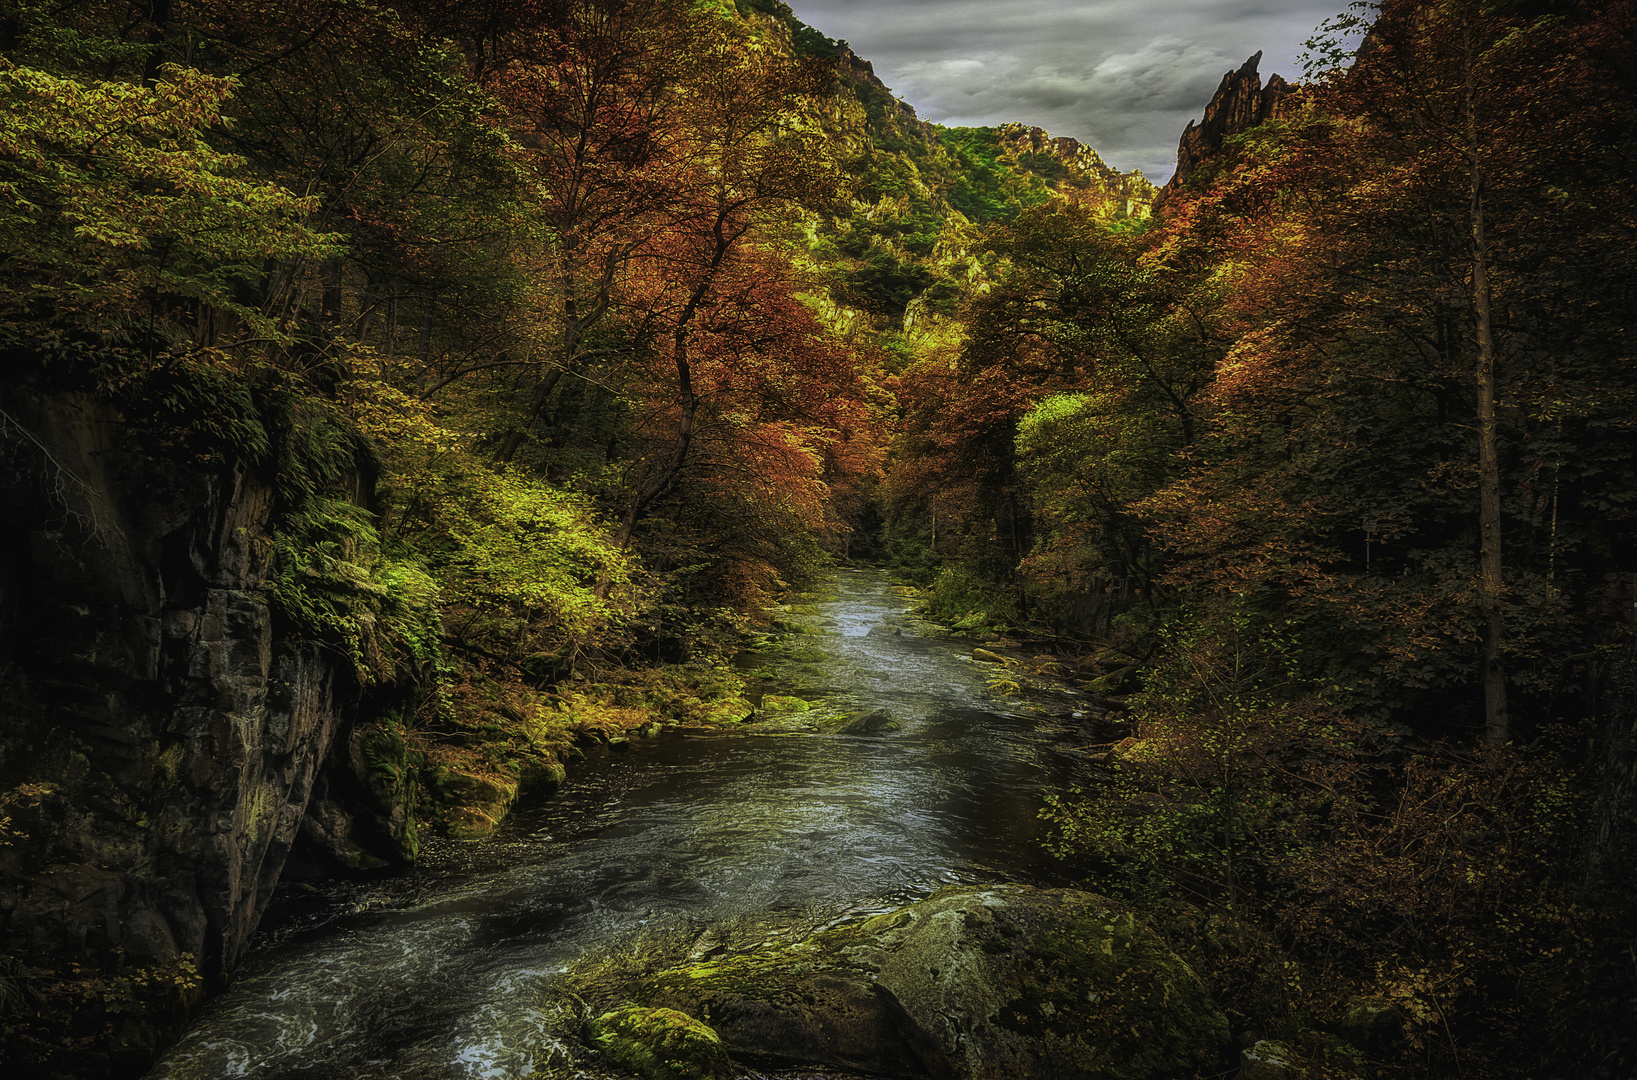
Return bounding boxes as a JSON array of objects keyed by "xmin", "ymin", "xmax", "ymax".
[{"xmin": 0, "ymin": 59, "xmax": 335, "ymax": 347}]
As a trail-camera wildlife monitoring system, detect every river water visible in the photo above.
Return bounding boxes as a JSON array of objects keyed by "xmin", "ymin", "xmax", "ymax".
[{"xmin": 149, "ymin": 568, "xmax": 1107, "ymax": 1079}]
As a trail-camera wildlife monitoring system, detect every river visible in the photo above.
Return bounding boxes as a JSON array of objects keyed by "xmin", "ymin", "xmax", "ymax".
[{"xmin": 148, "ymin": 568, "xmax": 1108, "ymax": 1079}]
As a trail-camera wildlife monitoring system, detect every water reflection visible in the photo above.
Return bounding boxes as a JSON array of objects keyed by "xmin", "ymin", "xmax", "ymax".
[{"xmin": 150, "ymin": 570, "xmax": 1101, "ymax": 1079}]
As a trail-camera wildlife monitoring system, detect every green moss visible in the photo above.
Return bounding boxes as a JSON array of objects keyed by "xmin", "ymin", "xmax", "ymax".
[
  {"xmin": 264, "ymin": 498, "xmax": 444, "ymax": 686},
  {"xmin": 152, "ymin": 743, "xmax": 184, "ymax": 787},
  {"xmin": 360, "ymin": 715, "xmax": 423, "ymax": 860},
  {"xmin": 518, "ymin": 758, "xmax": 567, "ymax": 793},
  {"xmin": 588, "ymin": 1005, "xmax": 734, "ymax": 1080},
  {"xmin": 646, "ymin": 950, "xmax": 786, "ymax": 998},
  {"xmin": 431, "ymin": 770, "xmax": 518, "ymax": 839}
]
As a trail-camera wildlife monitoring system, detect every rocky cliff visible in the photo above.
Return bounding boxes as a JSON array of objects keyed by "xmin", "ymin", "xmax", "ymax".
[
  {"xmin": 836, "ymin": 45, "xmax": 921, "ymax": 124},
  {"xmin": 1162, "ymin": 50, "xmax": 1293, "ymax": 197},
  {"xmin": 0, "ymin": 382, "xmax": 410, "ymax": 1065}
]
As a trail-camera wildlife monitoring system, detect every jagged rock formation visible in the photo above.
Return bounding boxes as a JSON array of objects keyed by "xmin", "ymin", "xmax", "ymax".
[
  {"xmin": 1162, "ymin": 50, "xmax": 1293, "ymax": 197},
  {"xmin": 997, "ymin": 124, "xmax": 1121, "ymax": 182},
  {"xmin": 0, "ymin": 387, "xmax": 401, "ymax": 992}
]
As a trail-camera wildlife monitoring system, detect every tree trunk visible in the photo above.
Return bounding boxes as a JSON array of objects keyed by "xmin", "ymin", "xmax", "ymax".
[
  {"xmin": 1586, "ymin": 635, "xmax": 1637, "ymax": 889},
  {"xmin": 321, "ymin": 258, "xmax": 344, "ymax": 327},
  {"xmin": 496, "ymin": 243, "xmax": 595, "ymax": 466},
  {"xmin": 1465, "ymin": 15, "xmax": 1509, "ymax": 748},
  {"xmin": 493, "ymin": 365, "xmax": 565, "ymax": 465},
  {"xmin": 140, "ymin": 0, "xmax": 173, "ymax": 86},
  {"xmin": 611, "ymin": 338, "xmax": 699, "ymax": 553}
]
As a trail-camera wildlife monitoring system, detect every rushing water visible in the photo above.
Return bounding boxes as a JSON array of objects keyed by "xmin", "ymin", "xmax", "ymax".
[{"xmin": 149, "ymin": 569, "xmax": 1107, "ymax": 1079}]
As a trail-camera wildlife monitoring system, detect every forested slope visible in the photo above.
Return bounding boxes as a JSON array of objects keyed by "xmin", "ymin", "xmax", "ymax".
[
  {"xmin": 883, "ymin": 3, "xmax": 1637, "ymax": 1077},
  {"xmin": 0, "ymin": 0, "xmax": 1150, "ymax": 1070}
]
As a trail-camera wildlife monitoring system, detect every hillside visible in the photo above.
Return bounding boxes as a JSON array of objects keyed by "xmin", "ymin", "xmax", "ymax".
[{"xmin": 732, "ymin": 0, "xmax": 1156, "ymax": 367}]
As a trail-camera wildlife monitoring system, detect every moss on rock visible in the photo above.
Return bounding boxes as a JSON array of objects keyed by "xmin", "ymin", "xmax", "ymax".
[
  {"xmin": 618, "ymin": 884, "xmax": 1230, "ymax": 1080},
  {"xmin": 869, "ymin": 887, "xmax": 1229, "ymax": 1080},
  {"xmin": 588, "ymin": 1005, "xmax": 735, "ymax": 1080},
  {"xmin": 833, "ymin": 708, "xmax": 900, "ymax": 734},
  {"xmin": 432, "ymin": 770, "xmax": 518, "ymax": 839}
]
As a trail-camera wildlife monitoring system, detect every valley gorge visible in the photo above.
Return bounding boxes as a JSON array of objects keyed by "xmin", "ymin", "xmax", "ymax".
[{"xmin": 3, "ymin": 1, "xmax": 1636, "ymax": 1078}]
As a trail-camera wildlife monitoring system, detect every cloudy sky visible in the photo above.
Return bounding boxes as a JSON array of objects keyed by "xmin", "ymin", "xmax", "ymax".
[{"xmin": 792, "ymin": 0, "xmax": 1356, "ymax": 181}]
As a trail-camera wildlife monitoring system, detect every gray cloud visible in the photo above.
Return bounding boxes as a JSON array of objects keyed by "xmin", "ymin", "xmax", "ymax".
[{"xmin": 793, "ymin": 0, "xmax": 1355, "ymax": 180}]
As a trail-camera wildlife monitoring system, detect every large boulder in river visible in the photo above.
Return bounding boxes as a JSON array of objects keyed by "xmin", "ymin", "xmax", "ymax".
[{"xmin": 630, "ymin": 884, "xmax": 1230, "ymax": 1080}]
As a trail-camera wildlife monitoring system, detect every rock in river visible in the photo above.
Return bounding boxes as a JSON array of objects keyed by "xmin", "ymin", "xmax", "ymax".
[
  {"xmin": 618, "ymin": 884, "xmax": 1230, "ymax": 1080},
  {"xmin": 588, "ymin": 1004, "xmax": 735, "ymax": 1080},
  {"xmin": 835, "ymin": 708, "xmax": 900, "ymax": 735}
]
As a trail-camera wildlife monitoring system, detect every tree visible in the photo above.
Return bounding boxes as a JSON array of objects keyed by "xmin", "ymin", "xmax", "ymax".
[
  {"xmin": 485, "ymin": 0, "xmax": 711, "ymax": 464},
  {"xmin": 1133, "ymin": 0, "xmax": 1637, "ymax": 736},
  {"xmin": 0, "ymin": 58, "xmax": 334, "ymax": 348},
  {"xmin": 1339, "ymin": 0, "xmax": 1512, "ymax": 742},
  {"xmin": 887, "ymin": 195, "xmax": 1218, "ymax": 624},
  {"xmin": 601, "ymin": 28, "xmax": 837, "ymax": 550}
]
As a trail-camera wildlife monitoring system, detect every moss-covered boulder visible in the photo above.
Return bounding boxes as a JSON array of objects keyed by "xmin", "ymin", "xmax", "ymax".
[
  {"xmin": 517, "ymin": 757, "xmax": 568, "ymax": 795},
  {"xmin": 1241, "ymin": 1039, "xmax": 1301, "ymax": 1080},
  {"xmin": 432, "ymin": 770, "xmax": 517, "ymax": 839},
  {"xmin": 631, "ymin": 884, "xmax": 1229, "ymax": 1080},
  {"xmin": 636, "ymin": 939, "xmax": 920, "ymax": 1076},
  {"xmin": 588, "ymin": 1005, "xmax": 734, "ymax": 1080},
  {"xmin": 1337, "ymin": 996, "xmax": 1404, "ymax": 1053}
]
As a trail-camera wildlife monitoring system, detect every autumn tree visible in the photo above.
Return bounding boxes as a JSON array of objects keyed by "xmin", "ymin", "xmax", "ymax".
[
  {"xmin": 601, "ymin": 29, "xmax": 838, "ymax": 551},
  {"xmin": 1337, "ymin": 0, "xmax": 1514, "ymax": 742},
  {"xmin": 887, "ymin": 195, "xmax": 1219, "ymax": 626},
  {"xmin": 484, "ymin": 0, "xmax": 711, "ymax": 464},
  {"xmin": 0, "ymin": 58, "xmax": 333, "ymax": 350},
  {"xmin": 615, "ymin": 244, "xmax": 882, "ymax": 604}
]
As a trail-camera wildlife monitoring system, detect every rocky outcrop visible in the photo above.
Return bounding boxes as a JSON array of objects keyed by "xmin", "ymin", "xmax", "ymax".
[
  {"xmin": 1162, "ymin": 51, "xmax": 1294, "ymax": 198},
  {"xmin": 0, "ymin": 386, "xmax": 386, "ymax": 991},
  {"xmin": 615, "ymin": 884, "xmax": 1230, "ymax": 1080},
  {"xmin": 1238, "ymin": 1035, "xmax": 1372, "ymax": 1080},
  {"xmin": 837, "ymin": 46, "xmax": 921, "ymax": 123},
  {"xmin": 995, "ymin": 123, "xmax": 1158, "ymax": 216}
]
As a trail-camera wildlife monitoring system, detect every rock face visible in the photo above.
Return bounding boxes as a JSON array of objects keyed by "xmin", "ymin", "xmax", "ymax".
[
  {"xmin": 837, "ymin": 45, "xmax": 922, "ymax": 123},
  {"xmin": 630, "ymin": 884, "xmax": 1230, "ymax": 1080},
  {"xmin": 1162, "ymin": 51, "xmax": 1294, "ymax": 198},
  {"xmin": 0, "ymin": 387, "xmax": 390, "ymax": 987}
]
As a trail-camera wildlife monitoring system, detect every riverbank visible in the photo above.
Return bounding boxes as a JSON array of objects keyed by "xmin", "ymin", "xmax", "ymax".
[{"xmin": 419, "ymin": 571, "xmax": 1126, "ymax": 845}]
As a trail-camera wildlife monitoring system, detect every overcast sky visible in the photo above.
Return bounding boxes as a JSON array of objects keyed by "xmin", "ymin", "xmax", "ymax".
[{"xmin": 792, "ymin": 0, "xmax": 1356, "ymax": 182}]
